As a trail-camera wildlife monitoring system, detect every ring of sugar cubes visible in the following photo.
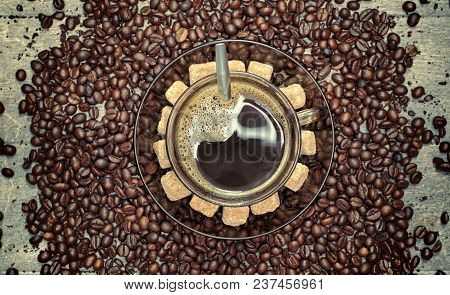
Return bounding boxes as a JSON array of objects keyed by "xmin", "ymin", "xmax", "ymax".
[{"xmin": 155, "ymin": 61, "xmax": 318, "ymax": 227}]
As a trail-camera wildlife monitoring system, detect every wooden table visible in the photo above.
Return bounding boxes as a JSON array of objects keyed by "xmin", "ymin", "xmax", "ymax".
[{"xmin": 0, "ymin": 0, "xmax": 448, "ymax": 274}]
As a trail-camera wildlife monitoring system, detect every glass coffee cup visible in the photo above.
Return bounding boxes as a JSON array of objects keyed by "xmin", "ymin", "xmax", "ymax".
[
  {"xmin": 166, "ymin": 71, "xmax": 327, "ymax": 207},
  {"xmin": 135, "ymin": 40, "xmax": 334, "ymax": 239}
]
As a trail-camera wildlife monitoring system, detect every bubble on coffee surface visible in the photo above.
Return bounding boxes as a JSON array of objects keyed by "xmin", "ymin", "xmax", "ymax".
[{"xmin": 174, "ymin": 80, "xmax": 288, "ymax": 192}]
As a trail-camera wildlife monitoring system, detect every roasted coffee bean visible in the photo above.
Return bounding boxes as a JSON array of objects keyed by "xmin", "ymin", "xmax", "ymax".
[
  {"xmin": 424, "ymin": 231, "xmax": 438, "ymax": 245},
  {"xmin": 436, "ymin": 162, "xmax": 450, "ymax": 172},
  {"xmin": 433, "ymin": 116, "xmax": 447, "ymax": 129},
  {"xmin": 3, "ymin": 144, "xmax": 16, "ymax": 156},
  {"xmin": 53, "ymin": 12, "xmax": 65, "ymax": 21},
  {"xmin": 402, "ymin": 1, "xmax": 417, "ymax": 13},
  {"xmin": 6, "ymin": 268, "xmax": 19, "ymax": 275},
  {"xmin": 414, "ymin": 225, "xmax": 427, "ymax": 239},
  {"xmin": 440, "ymin": 142, "xmax": 450, "ymax": 153},
  {"xmin": 410, "ymin": 171, "xmax": 422, "ymax": 184},
  {"xmin": 65, "ymin": 16, "xmax": 80, "ymax": 31},
  {"xmin": 412, "ymin": 86, "xmax": 425, "ymax": 99},
  {"xmin": 0, "ymin": 101, "xmax": 4, "ymax": 115},
  {"xmin": 420, "ymin": 247, "xmax": 433, "ymax": 260},
  {"xmin": 407, "ymin": 13, "xmax": 421, "ymax": 27},
  {"xmin": 441, "ymin": 211, "xmax": 449, "ymax": 225},
  {"xmin": 0, "ymin": 211, "xmax": 3, "ymax": 221},
  {"xmin": 40, "ymin": 15, "xmax": 54, "ymax": 29},
  {"xmin": 432, "ymin": 241, "xmax": 442, "ymax": 253},
  {"xmin": 53, "ymin": 0, "xmax": 65, "ymax": 10},
  {"xmin": 15, "ymin": 69, "xmax": 26, "ymax": 81},
  {"xmin": 1, "ymin": 168, "xmax": 14, "ymax": 178}
]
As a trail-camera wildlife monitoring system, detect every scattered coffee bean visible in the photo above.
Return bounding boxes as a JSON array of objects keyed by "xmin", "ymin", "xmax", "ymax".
[
  {"xmin": 424, "ymin": 231, "xmax": 438, "ymax": 245},
  {"xmin": 1, "ymin": 168, "xmax": 14, "ymax": 178},
  {"xmin": 436, "ymin": 162, "xmax": 450, "ymax": 173},
  {"xmin": 441, "ymin": 211, "xmax": 449, "ymax": 225},
  {"xmin": 433, "ymin": 116, "xmax": 447, "ymax": 129},
  {"xmin": 412, "ymin": 86, "xmax": 425, "ymax": 98},
  {"xmin": 0, "ymin": 211, "xmax": 3, "ymax": 221},
  {"xmin": 65, "ymin": 16, "xmax": 80, "ymax": 31},
  {"xmin": 53, "ymin": 11, "xmax": 65, "ymax": 21},
  {"xmin": 420, "ymin": 247, "xmax": 433, "ymax": 260},
  {"xmin": 3, "ymin": 145, "xmax": 16, "ymax": 156},
  {"xmin": 402, "ymin": 1, "xmax": 417, "ymax": 13},
  {"xmin": 53, "ymin": 0, "xmax": 65, "ymax": 10},
  {"xmin": 432, "ymin": 240, "xmax": 442, "ymax": 253},
  {"xmin": 0, "ymin": 101, "xmax": 4, "ymax": 115},
  {"xmin": 435, "ymin": 270, "xmax": 446, "ymax": 275},
  {"xmin": 15, "ymin": 69, "xmax": 26, "ymax": 81},
  {"xmin": 439, "ymin": 142, "xmax": 450, "ymax": 153},
  {"xmin": 5, "ymin": 268, "xmax": 19, "ymax": 275},
  {"xmin": 407, "ymin": 13, "xmax": 421, "ymax": 27},
  {"xmin": 40, "ymin": 14, "xmax": 53, "ymax": 29}
]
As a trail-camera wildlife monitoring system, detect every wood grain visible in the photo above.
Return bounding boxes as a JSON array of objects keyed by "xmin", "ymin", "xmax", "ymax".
[{"xmin": 0, "ymin": 0, "xmax": 448, "ymax": 275}]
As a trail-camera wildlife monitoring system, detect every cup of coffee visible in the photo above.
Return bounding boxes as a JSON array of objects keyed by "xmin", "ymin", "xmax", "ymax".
[
  {"xmin": 166, "ymin": 71, "xmax": 326, "ymax": 207},
  {"xmin": 135, "ymin": 40, "xmax": 334, "ymax": 239}
]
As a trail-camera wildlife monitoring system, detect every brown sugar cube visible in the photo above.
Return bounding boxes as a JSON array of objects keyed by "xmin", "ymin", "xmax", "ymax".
[
  {"xmin": 165, "ymin": 81, "xmax": 188, "ymax": 105},
  {"xmin": 161, "ymin": 171, "xmax": 191, "ymax": 201},
  {"xmin": 189, "ymin": 195, "xmax": 219, "ymax": 217},
  {"xmin": 250, "ymin": 193, "xmax": 280, "ymax": 215},
  {"xmin": 153, "ymin": 140, "xmax": 171, "ymax": 169},
  {"xmin": 284, "ymin": 163, "xmax": 309, "ymax": 192},
  {"xmin": 301, "ymin": 130, "xmax": 317, "ymax": 156},
  {"xmin": 248, "ymin": 61, "xmax": 273, "ymax": 81},
  {"xmin": 280, "ymin": 84, "xmax": 306, "ymax": 109},
  {"xmin": 222, "ymin": 206, "xmax": 249, "ymax": 227},
  {"xmin": 189, "ymin": 61, "xmax": 246, "ymax": 84},
  {"xmin": 189, "ymin": 62, "xmax": 216, "ymax": 84},
  {"xmin": 228, "ymin": 60, "xmax": 246, "ymax": 72},
  {"xmin": 157, "ymin": 106, "xmax": 172, "ymax": 135}
]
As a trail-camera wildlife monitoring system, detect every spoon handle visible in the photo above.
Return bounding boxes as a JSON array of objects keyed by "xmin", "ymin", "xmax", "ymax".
[{"xmin": 215, "ymin": 43, "xmax": 231, "ymax": 101}]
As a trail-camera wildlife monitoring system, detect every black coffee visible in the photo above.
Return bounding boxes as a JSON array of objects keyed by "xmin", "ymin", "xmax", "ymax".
[
  {"xmin": 196, "ymin": 99, "xmax": 284, "ymax": 191},
  {"xmin": 172, "ymin": 76, "xmax": 291, "ymax": 195}
]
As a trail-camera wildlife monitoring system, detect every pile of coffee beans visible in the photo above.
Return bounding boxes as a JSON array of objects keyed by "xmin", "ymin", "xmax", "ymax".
[{"xmin": 12, "ymin": 0, "xmax": 447, "ymax": 275}]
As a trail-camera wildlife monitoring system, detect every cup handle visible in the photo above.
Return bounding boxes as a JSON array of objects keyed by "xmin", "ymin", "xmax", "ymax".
[{"xmin": 296, "ymin": 107, "xmax": 328, "ymax": 126}]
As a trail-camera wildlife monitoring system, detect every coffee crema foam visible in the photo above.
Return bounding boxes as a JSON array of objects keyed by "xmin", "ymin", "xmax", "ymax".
[{"xmin": 173, "ymin": 79, "xmax": 290, "ymax": 193}]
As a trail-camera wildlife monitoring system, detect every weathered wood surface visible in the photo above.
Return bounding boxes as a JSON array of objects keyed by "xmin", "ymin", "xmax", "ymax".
[{"xmin": 0, "ymin": 0, "xmax": 448, "ymax": 275}]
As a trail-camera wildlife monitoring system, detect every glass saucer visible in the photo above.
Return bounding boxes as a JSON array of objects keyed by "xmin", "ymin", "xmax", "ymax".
[{"xmin": 134, "ymin": 39, "xmax": 334, "ymax": 240}]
